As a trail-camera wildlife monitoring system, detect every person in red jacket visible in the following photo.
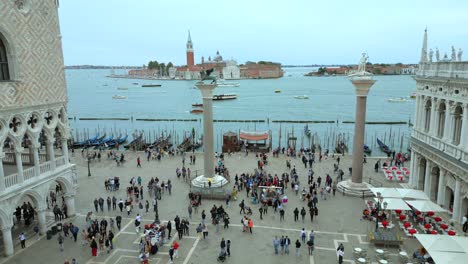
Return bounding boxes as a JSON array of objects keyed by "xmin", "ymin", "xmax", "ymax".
[{"xmin": 173, "ymin": 241, "xmax": 180, "ymax": 258}]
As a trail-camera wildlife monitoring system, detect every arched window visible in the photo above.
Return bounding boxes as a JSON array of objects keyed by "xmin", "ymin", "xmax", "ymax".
[
  {"xmin": 452, "ymin": 105, "xmax": 463, "ymax": 145},
  {"xmin": 0, "ymin": 36, "xmax": 9, "ymax": 81},
  {"xmin": 437, "ymin": 102, "xmax": 446, "ymax": 138},
  {"xmin": 424, "ymin": 99, "xmax": 432, "ymax": 132}
]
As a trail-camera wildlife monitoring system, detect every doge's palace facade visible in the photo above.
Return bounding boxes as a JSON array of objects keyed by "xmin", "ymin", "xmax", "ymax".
[
  {"xmin": 0, "ymin": 0, "xmax": 76, "ymax": 256},
  {"xmin": 409, "ymin": 29, "xmax": 468, "ymax": 224}
]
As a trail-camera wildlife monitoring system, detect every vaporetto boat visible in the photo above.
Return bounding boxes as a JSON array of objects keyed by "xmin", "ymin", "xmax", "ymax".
[{"xmin": 213, "ymin": 94, "xmax": 237, "ymax": 100}]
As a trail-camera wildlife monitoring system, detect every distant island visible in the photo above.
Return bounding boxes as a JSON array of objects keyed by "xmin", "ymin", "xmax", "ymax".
[
  {"xmin": 65, "ymin": 65, "xmax": 143, "ymax": 70},
  {"xmin": 304, "ymin": 63, "xmax": 418, "ymax": 76}
]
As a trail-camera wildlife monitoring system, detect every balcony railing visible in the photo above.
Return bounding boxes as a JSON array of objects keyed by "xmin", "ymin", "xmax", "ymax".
[
  {"xmin": 2, "ymin": 152, "xmax": 48, "ymax": 165},
  {"xmin": 412, "ymin": 129, "xmax": 467, "ymax": 163},
  {"xmin": 3, "ymin": 156, "xmax": 70, "ymax": 190}
]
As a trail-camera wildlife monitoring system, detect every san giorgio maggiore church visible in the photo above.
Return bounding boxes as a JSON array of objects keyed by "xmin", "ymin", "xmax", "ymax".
[
  {"xmin": 174, "ymin": 31, "xmax": 241, "ymax": 80},
  {"xmin": 409, "ymin": 29, "xmax": 468, "ymax": 223},
  {"xmin": 0, "ymin": 0, "xmax": 77, "ymax": 256}
]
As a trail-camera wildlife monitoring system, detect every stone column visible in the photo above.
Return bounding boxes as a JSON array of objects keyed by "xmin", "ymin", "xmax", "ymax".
[
  {"xmin": 200, "ymin": 83, "xmax": 215, "ymax": 180},
  {"xmin": 413, "ymin": 95, "xmax": 421, "ymax": 130},
  {"xmin": 64, "ymin": 194, "xmax": 76, "ymax": 217},
  {"xmin": 37, "ymin": 208, "xmax": 47, "ymax": 235},
  {"xmin": 1, "ymin": 226, "xmax": 14, "ymax": 256},
  {"xmin": 409, "ymin": 152, "xmax": 418, "ymax": 188},
  {"xmin": 429, "ymin": 97, "xmax": 437, "ymax": 135},
  {"xmin": 61, "ymin": 138, "xmax": 69, "ymax": 164},
  {"xmin": 443, "ymin": 101, "xmax": 452, "ymax": 140},
  {"xmin": 32, "ymin": 143, "xmax": 40, "ymax": 177},
  {"xmin": 350, "ymin": 78, "xmax": 376, "ymax": 184},
  {"xmin": 436, "ymin": 168, "xmax": 446, "ymax": 206},
  {"xmin": 46, "ymin": 139, "xmax": 56, "ymax": 170},
  {"xmin": 0, "ymin": 151, "xmax": 5, "ymax": 191},
  {"xmin": 15, "ymin": 147, "xmax": 24, "ymax": 183},
  {"xmin": 417, "ymin": 96, "xmax": 425, "ymax": 130},
  {"xmin": 191, "ymin": 82, "xmax": 227, "ymax": 188},
  {"xmin": 452, "ymin": 178, "xmax": 461, "ymax": 222},
  {"xmin": 460, "ymin": 103, "xmax": 468, "ymax": 149},
  {"xmin": 423, "ymin": 160, "xmax": 431, "ymax": 197}
]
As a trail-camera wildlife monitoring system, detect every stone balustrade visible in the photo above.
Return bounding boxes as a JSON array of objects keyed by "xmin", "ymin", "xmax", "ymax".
[
  {"xmin": 417, "ymin": 61, "xmax": 468, "ymax": 79},
  {"xmin": 413, "ymin": 129, "xmax": 467, "ymax": 163},
  {"xmin": 3, "ymin": 156, "xmax": 69, "ymax": 190}
]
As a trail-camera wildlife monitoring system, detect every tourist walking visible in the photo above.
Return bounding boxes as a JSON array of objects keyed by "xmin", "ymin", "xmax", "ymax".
[
  {"xmin": 58, "ymin": 233, "xmax": 64, "ymax": 252},
  {"xmin": 307, "ymin": 239, "xmax": 314, "ymax": 255},
  {"xmin": 295, "ymin": 239, "xmax": 301, "ymax": 256},
  {"xmin": 294, "ymin": 207, "xmax": 299, "ymax": 221},
  {"xmin": 226, "ymin": 239, "xmax": 231, "ymax": 256},
  {"xmin": 301, "ymin": 207, "xmax": 306, "ymax": 223},
  {"xmin": 273, "ymin": 236, "xmax": 280, "ymax": 254},
  {"xmin": 19, "ymin": 232, "xmax": 26, "ymax": 249},
  {"xmin": 137, "ymin": 156, "xmax": 141, "ymax": 167},
  {"xmin": 90, "ymin": 237, "xmax": 98, "ymax": 256},
  {"xmin": 337, "ymin": 243, "xmax": 344, "ymax": 264}
]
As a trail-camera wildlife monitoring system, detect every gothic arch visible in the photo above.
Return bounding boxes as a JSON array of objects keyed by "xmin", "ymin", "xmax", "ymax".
[
  {"xmin": 46, "ymin": 176, "xmax": 73, "ymax": 195},
  {"xmin": 7, "ymin": 114, "xmax": 27, "ymax": 140},
  {"xmin": 14, "ymin": 189, "xmax": 46, "ymax": 211},
  {"xmin": 0, "ymin": 27, "xmax": 18, "ymax": 81},
  {"xmin": 26, "ymin": 111, "xmax": 44, "ymax": 134}
]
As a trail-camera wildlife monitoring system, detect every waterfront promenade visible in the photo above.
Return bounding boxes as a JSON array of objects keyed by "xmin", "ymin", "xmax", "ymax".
[{"xmin": 0, "ymin": 150, "xmax": 436, "ymax": 264}]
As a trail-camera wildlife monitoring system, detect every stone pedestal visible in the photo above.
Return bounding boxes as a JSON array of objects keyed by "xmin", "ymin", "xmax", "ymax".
[
  {"xmin": 65, "ymin": 194, "xmax": 76, "ymax": 217},
  {"xmin": 2, "ymin": 226, "xmax": 13, "ymax": 256},
  {"xmin": 191, "ymin": 82, "xmax": 227, "ymax": 188},
  {"xmin": 37, "ymin": 209, "xmax": 47, "ymax": 235},
  {"xmin": 350, "ymin": 77, "xmax": 376, "ymax": 184},
  {"xmin": 337, "ymin": 179, "xmax": 373, "ymax": 197}
]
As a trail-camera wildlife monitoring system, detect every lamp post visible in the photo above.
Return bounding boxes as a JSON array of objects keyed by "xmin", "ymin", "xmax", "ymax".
[
  {"xmin": 154, "ymin": 189, "xmax": 160, "ymax": 224},
  {"xmin": 87, "ymin": 148, "xmax": 91, "ymax": 177},
  {"xmin": 375, "ymin": 192, "xmax": 382, "ymax": 231},
  {"xmin": 87, "ymin": 157, "xmax": 91, "ymax": 176}
]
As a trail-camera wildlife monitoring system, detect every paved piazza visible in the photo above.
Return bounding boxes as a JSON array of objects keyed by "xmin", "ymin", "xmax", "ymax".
[{"xmin": 0, "ymin": 150, "xmax": 430, "ymax": 264}]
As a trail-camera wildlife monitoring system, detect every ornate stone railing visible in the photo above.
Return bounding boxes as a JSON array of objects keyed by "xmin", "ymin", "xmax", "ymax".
[
  {"xmin": 39, "ymin": 161, "xmax": 52, "ymax": 174},
  {"xmin": 55, "ymin": 156, "xmax": 66, "ymax": 168},
  {"xmin": 417, "ymin": 61, "xmax": 468, "ymax": 79},
  {"xmin": 4, "ymin": 173, "xmax": 18, "ymax": 188},
  {"xmin": 413, "ymin": 130, "xmax": 467, "ymax": 163},
  {"xmin": 3, "ymin": 152, "xmax": 48, "ymax": 165},
  {"xmin": 2, "ymin": 156, "xmax": 70, "ymax": 190},
  {"xmin": 24, "ymin": 167, "xmax": 36, "ymax": 181}
]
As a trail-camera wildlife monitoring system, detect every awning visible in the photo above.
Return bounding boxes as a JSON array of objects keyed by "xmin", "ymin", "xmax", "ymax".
[
  {"xmin": 415, "ymin": 234, "xmax": 468, "ymax": 264},
  {"xmin": 406, "ymin": 200, "xmax": 446, "ymax": 212},
  {"xmin": 372, "ymin": 198, "xmax": 412, "ymax": 211},
  {"xmin": 370, "ymin": 188, "xmax": 429, "ymax": 200},
  {"xmin": 240, "ymin": 130, "xmax": 268, "ymax": 141}
]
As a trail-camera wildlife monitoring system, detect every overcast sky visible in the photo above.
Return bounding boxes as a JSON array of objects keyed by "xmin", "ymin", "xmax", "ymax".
[{"xmin": 58, "ymin": 0, "xmax": 468, "ymax": 66}]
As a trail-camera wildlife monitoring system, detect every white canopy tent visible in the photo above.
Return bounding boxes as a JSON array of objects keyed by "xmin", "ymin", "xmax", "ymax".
[
  {"xmin": 415, "ymin": 234, "xmax": 468, "ymax": 264},
  {"xmin": 406, "ymin": 200, "xmax": 446, "ymax": 212},
  {"xmin": 369, "ymin": 187, "xmax": 429, "ymax": 200},
  {"xmin": 372, "ymin": 197, "xmax": 412, "ymax": 211}
]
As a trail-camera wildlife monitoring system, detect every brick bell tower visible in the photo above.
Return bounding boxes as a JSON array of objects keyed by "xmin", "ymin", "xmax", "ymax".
[{"xmin": 186, "ymin": 31, "xmax": 194, "ymax": 68}]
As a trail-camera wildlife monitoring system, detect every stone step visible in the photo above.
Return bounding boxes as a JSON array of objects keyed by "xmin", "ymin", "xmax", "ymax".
[{"xmin": 337, "ymin": 180, "xmax": 374, "ymax": 198}]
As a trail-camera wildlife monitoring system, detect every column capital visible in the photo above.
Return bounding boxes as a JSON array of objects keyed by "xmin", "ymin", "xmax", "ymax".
[
  {"xmin": 14, "ymin": 147, "xmax": 25, "ymax": 153},
  {"xmin": 46, "ymin": 137, "xmax": 56, "ymax": 144},
  {"xmin": 64, "ymin": 192, "xmax": 76, "ymax": 198},
  {"xmin": 1, "ymin": 225, "xmax": 12, "ymax": 232}
]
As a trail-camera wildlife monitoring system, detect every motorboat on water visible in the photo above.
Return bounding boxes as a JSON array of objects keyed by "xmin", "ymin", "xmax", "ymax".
[
  {"xmin": 410, "ymin": 92, "xmax": 416, "ymax": 99},
  {"xmin": 274, "ymin": 89, "xmax": 281, "ymax": 93},
  {"xmin": 217, "ymin": 81, "xmax": 240, "ymax": 87},
  {"xmin": 192, "ymin": 103, "xmax": 203, "ymax": 107},
  {"xmin": 388, "ymin": 97, "xmax": 407, "ymax": 102},
  {"xmin": 117, "ymin": 87, "xmax": 128, "ymax": 90},
  {"xmin": 190, "ymin": 109, "xmax": 203, "ymax": 114},
  {"xmin": 142, "ymin": 84, "xmax": 162, "ymax": 87},
  {"xmin": 213, "ymin": 94, "xmax": 237, "ymax": 100},
  {"xmin": 294, "ymin": 95, "xmax": 309, "ymax": 99},
  {"xmin": 112, "ymin": 95, "xmax": 127, "ymax": 99}
]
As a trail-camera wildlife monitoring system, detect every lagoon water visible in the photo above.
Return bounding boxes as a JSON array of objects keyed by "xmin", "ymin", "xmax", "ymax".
[{"xmin": 66, "ymin": 68, "xmax": 416, "ymax": 153}]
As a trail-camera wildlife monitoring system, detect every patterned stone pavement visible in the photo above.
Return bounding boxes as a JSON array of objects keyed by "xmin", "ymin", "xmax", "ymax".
[{"xmin": 0, "ymin": 150, "xmax": 432, "ymax": 264}]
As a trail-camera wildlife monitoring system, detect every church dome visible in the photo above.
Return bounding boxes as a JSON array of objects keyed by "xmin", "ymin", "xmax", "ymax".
[{"xmin": 213, "ymin": 50, "xmax": 223, "ymax": 62}]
